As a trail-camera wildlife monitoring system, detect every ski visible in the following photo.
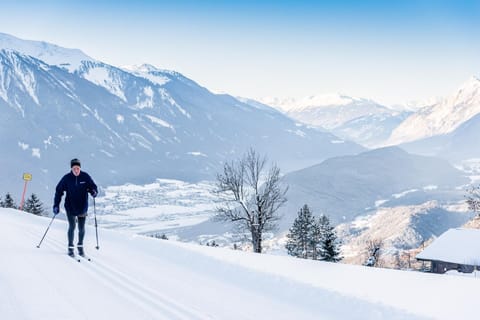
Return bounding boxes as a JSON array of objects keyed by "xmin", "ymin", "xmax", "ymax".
[
  {"xmin": 79, "ymin": 254, "xmax": 91, "ymax": 261},
  {"xmin": 69, "ymin": 254, "xmax": 81, "ymax": 262}
]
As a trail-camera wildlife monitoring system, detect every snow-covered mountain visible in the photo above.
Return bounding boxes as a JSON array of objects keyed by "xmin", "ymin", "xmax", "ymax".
[
  {"xmin": 397, "ymin": 112, "xmax": 480, "ymax": 161},
  {"xmin": 0, "ymin": 33, "xmax": 364, "ymax": 202},
  {"xmin": 388, "ymin": 76, "xmax": 480, "ymax": 145},
  {"xmin": 262, "ymin": 93, "xmax": 389, "ymax": 129},
  {"xmin": 4, "ymin": 207, "xmax": 479, "ymax": 320},
  {"xmin": 261, "ymin": 94, "xmax": 409, "ymax": 147},
  {"xmin": 0, "ymin": 32, "xmax": 94, "ymax": 72},
  {"xmin": 391, "ymin": 96, "xmax": 442, "ymax": 113},
  {"xmin": 331, "ymin": 112, "xmax": 410, "ymax": 148}
]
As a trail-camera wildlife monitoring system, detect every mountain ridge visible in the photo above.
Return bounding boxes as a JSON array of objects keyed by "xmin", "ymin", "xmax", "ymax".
[{"xmin": 0, "ymin": 34, "xmax": 364, "ymax": 202}]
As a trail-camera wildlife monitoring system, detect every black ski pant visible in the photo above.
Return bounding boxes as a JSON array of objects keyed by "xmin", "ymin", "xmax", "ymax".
[{"xmin": 67, "ymin": 214, "xmax": 86, "ymax": 247}]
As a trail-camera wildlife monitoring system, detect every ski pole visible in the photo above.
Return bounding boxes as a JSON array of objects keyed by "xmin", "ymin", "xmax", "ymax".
[
  {"xmin": 93, "ymin": 197, "xmax": 99, "ymax": 250},
  {"xmin": 36, "ymin": 214, "xmax": 57, "ymax": 248}
]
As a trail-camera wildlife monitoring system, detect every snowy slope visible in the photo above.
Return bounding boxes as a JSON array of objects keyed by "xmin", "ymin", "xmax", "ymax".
[
  {"xmin": 388, "ymin": 76, "xmax": 480, "ymax": 145},
  {"xmin": 2, "ymin": 208, "xmax": 479, "ymax": 320}
]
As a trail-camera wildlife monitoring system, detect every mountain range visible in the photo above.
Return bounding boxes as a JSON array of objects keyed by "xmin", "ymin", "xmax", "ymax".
[
  {"xmin": 0, "ymin": 32, "xmax": 363, "ymax": 201},
  {"xmin": 262, "ymin": 77, "xmax": 480, "ymax": 154},
  {"xmin": 388, "ymin": 76, "xmax": 480, "ymax": 145},
  {"xmin": 262, "ymin": 94, "xmax": 412, "ymax": 147}
]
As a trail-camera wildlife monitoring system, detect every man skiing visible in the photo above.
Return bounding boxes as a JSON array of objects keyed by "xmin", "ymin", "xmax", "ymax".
[{"xmin": 53, "ymin": 158, "xmax": 98, "ymax": 257}]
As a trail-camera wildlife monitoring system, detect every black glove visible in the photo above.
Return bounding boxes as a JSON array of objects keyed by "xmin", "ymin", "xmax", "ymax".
[
  {"xmin": 90, "ymin": 190, "xmax": 98, "ymax": 198},
  {"xmin": 53, "ymin": 206, "xmax": 59, "ymax": 215}
]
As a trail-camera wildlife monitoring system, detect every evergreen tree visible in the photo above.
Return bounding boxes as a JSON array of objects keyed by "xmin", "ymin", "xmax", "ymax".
[
  {"xmin": 308, "ymin": 217, "xmax": 322, "ymax": 260},
  {"xmin": 285, "ymin": 204, "xmax": 315, "ymax": 258},
  {"xmin": 3, "ymin": 193, "xmax": 16, "ymax": 208},
  {"xmin": 317, "ymin": 215, "xmax": 342, "ymax": 262},
  {"xmin": 0, "ymin": 196, "xmax": 3, "ymax": 207},
  {"xmin": 23, "ymin": 193, "xmax": 44, "ymax": 216}
]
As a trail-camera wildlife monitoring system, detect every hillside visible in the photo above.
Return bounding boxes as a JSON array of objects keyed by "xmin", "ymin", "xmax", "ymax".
[
  {"xmin": 1, "ymin": 208, "xmax": 479, "ymax": 319},
  {"xmin": 278, "ymin": 146, "xmax": 469, "ymax": 227}
]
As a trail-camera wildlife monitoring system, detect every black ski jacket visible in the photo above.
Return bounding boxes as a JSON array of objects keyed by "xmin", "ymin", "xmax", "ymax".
[{"xmin": 54, "ymin": 171, "xmax": 97, "ymax": 216}]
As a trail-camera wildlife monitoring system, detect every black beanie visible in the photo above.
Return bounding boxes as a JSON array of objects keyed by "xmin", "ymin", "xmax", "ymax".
[{"xmin": 70, "ymin": 158, "xmax": 81, "ymax": 168}]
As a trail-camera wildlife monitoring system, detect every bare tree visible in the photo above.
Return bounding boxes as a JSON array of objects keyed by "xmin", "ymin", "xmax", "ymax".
[
  {"xmin": 466, "ymin": 185, "xmax": 480, "ymax": 216},
  {"xmin": 365, "ymin": 238, "xmax": 383, "ymax": 267},
  {"xmin": 214, "ymin": 148, "xmax": 288, "ymax": 253}
]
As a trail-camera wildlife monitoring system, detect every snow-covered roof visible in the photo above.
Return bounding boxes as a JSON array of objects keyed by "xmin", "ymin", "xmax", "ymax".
[{"xmin": 416, "ymin": 228, "xmax": 480, "ymax": 266}]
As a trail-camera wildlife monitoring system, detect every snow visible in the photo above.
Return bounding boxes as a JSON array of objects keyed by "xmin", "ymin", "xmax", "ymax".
[
  {"xmin": 15, "ymin": 62, "xmax": 39, "ymax": 105},
  {"xmin": 392, "ymin": 189, "xmax": 418, "ymax": 199},
  {"xmin": 0, "ymin": 50, "xmax": 40, "ymax": 109},
  {"xmin": 187, "ymin": 151, "xmax": 207, "ymax": 157},
  {"xmin": 116, "ymin": 114, "xmax": 125, "ymax": 124},
  {"xmin": 43, "ymin": 136, "xmax": 53, "ymax": 148},
  {"xmin": 122, "ymin": 64, "xmax": 171, "ymax": 86},
  {"xmin": 1, "ymin": 208, "xmax": 479, "ymax": 319},
  {"xmin": 0, "ymin": 32, "xmax": 93, "ymax": 72},
  {"xmin": 18, "ymin": 141, "xmax": 29, "ymax": 150},
  {"xmin": 145, "ymin": 114, "xmax": 174, "ymax": 129},
  {"xmin": 95, "ymin": 179, "xmax": 217, "ymax": 234},
  {"xmin": 31, "ymin": 148, "xmax": 41, "ymax": 158},
  {"xmin": 261, "ymin": 93, "xmax": 361, "ymax": 112},
  {"xmin": 388, "ymin": 76, "xmax": 480, "ymax": 144},
  {"xmin": 129, "ymin": 132, "xmax": 152, "ymax": 151},
  {"xmin": 416, "ymin": 228, "xmax": 480, "ymax": 266},
  {"xmin": 285, "ymin": 129, "xmax": 306, "ymax": 137},
  {"xmin": 375, "ymin": 199, "xmax": 388, "ymax": 207},
  {"xmin": 133, "ymin": 86, "xmax": 155, "ymax": 109},
  {"xmin": 82, "ymin": 65, "xmax": 127, "ymax": 101},
  {"xmin": 159, "ymin": 88, "xmax": 191, "ymax": 118}
]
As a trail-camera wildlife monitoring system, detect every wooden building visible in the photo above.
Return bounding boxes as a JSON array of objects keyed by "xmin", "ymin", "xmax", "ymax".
[{"xmin": 416, "ymin": 228, "xmax": 480, "ymax": 274}]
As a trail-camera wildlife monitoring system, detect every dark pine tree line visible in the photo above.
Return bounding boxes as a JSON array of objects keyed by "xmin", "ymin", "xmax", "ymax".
[{"xmin": 0, "ymin": 192, "xmax": 45, "ymax": 216}]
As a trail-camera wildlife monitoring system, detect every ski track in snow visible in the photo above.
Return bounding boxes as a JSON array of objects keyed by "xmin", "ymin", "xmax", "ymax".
[
  {"xmin": 7, "ymin": 209, "xmax": 476, "ymax": 320},
  {"xmin": 22, "ymin": 225, "xmax": 213, "ymax": 320},
  {"xmin": 4, "ymin": 213, "xmax": 281, "ymax": 320}
]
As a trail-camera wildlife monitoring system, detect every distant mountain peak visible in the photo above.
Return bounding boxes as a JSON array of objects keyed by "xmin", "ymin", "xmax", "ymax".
[
  {"xmin": 456, "ymin": 75, "xmax": 480, "ymax": 95},
  {"xmin": 0, "ymin": 32, "xmax": 94, "ymax": 72},
  {"xmin": 122, "ymin": 63, "xmax": 161, "ymax": 73},
  {"xmin": 261, "ymin": 93, "xmax": 369, "ymax": 112},
  {"xmin": 298, "ymin": 93, "xmax": 362, "ymax": 109},
  {"xmin": 388, "ymin": 76, "xmax": 480, "ymax": 145}
]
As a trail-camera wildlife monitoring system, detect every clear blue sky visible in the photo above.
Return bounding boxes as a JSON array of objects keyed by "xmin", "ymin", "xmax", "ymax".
[{"xmin": 0, "ymin": 0, "xmax": 479, "ymax": 105}]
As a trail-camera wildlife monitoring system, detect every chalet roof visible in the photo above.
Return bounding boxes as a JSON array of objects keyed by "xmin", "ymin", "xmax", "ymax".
[{"xmin": 416, "ymin": 228, "xmax": 480, "ymax": 266}]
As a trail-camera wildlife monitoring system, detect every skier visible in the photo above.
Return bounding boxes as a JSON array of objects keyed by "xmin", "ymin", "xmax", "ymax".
[{"xmin": 53, "ymin": 158, "xmax": 98, "ymax": 257}]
